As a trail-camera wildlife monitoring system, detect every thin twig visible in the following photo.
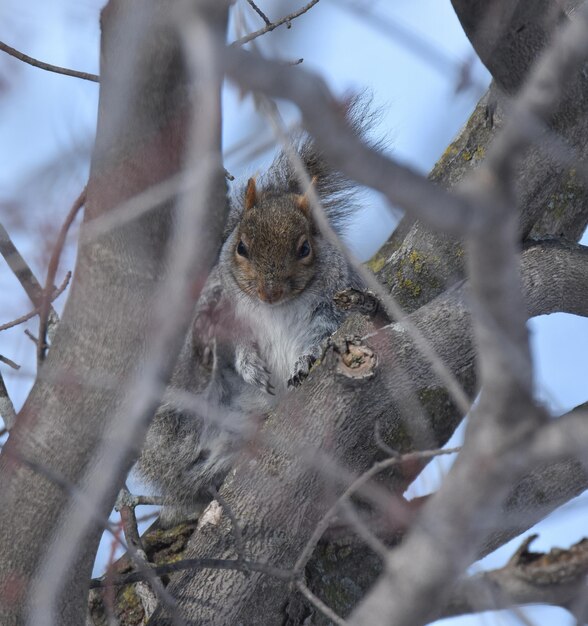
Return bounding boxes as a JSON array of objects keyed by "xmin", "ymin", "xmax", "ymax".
[
  {"xmin": 24, "ymin": 329, "xmax": 38, "ymax": 345},
  {"xmin": 0, "ymin": 355, "xmax": 20, "ymax": 370},
  {"xmin": 374, "ymin": 418, "xmax": 400, "ymax": 458},
  {"xmin": 0, "ymin": 438, "xmax": 178, "ymax": 620},
  {"xmin": 123, "ymin": 494, "xmax": 166, "ymax": 507},
  {"xmin": 337, "ymin": 0, "xmax": 486, "ymax": 94},
  {"xmin": 0, "ymin": 271, "xmax": 71, "ymax": 332},
  {"xmin": 0, "ymin": 369, "xmax": 17, "ymax": 430},
  {"xmin": 0, "ymin": 223, "xmax": 51, "ymax": 309},
  {"xmin": 91, "ymin": 557, "xmax": 293, "ymax": 588},
  {"xmin": 0, "ymin": 40, "xmax": 99, "ymax": 82},
  {"xmin": 232, "ymin": 0, "xmax": 320, "ymax": 47},
  {"xmin": 296, "ymin": 580, "xmax": 349, "ymax": 626},
  {"xmin": 117, "ymin": 486, "xmax": 184, "ymax": 626},
  {"xmin": 38, "ymin": 187, "xmax": 86, "ymax": 363},
  {"xmin": 294, "ymin": 446, "xmax": 461, "ymax": 574},
  {"xmin": 338, "ymin": 500, "xmax": 388, "ymax": 560},
  {"xmin": 103, "ymin": 521, "xmax": 123, "ymax": 620},
  {"xmin": 245, "ymin": 0, "xmax": 271, "ymax": 25}
]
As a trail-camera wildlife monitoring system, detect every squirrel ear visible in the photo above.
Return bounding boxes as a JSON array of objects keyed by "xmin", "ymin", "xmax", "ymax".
[
  {"xmin": 295, "ymin": 176, "xmax": 317, "ymax": 217},
  {"xmin": 244, "ymin": 177, "xmax": 257, "ymax": 211},
  {"xmin": 296, "ymin": 194, "xmax": 310, "ymax": 216}
]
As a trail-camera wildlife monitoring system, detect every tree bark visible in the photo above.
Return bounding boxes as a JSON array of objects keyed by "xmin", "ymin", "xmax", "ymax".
[{"xmin": 0, "ymin": 1, "xmax": 227, "ymax": 624}]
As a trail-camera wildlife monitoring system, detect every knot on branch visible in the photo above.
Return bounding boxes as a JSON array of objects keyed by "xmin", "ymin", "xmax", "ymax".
[
  {"xmin": 509, "ymin": 534, "xmax": 588, "ymax": 585},
  {"xmin": 334, "ymin": 338, "xmax": 376, "ymax": 380}
]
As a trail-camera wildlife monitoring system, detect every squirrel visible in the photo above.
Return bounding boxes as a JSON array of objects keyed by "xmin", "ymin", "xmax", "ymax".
[{"xmin": 137, "ymin": 99, "xmax": 373, "ymax": 525}]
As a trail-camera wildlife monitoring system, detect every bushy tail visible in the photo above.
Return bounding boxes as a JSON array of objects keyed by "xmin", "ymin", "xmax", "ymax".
[{"xmin": 250, "ymin": 94, "xmax": 382, "ymax": 235}]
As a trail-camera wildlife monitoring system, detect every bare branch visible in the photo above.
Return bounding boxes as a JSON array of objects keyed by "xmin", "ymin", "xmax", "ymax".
[
  {"xmin": 0, "ymin": 223, "xmax": 55, "ymax": 312},
  {"xmin": 117, "ymin": 486, "xmax": 184, "ymax": 625},
  {"xmin": 245, "ymin": 0, "xmax": 271, "ymax": 26},
  {"xmin": 91, "ymin": 556, "xmax": 294, "ymax": 589},
  {"xmin": 439, "ymin": 536, "xmax": 588, "ymax": 620},
  {"xmin": 294, "ymin": 447, "xmax": 461, "ymax": 575},
  {"xmin": 0, "ymin": 271, "xmax": 71, "ymax": 333},
  {"xmin": 231, "ymin": 0, "xmax": 320, "ymax": 47},
  {"xmin": 296, "ymin": 580, "xmax": 349, "ymax": 626},
  {"xmin": 0, "ymin": 40, "xmax": 100, "ymax": 82},
  {"xmin": 348, "ymin": 8, "xmax": 588, "ymax": 624},
  {"xmin": 225, "ymin": 47, "xmax": 477, "ymax": 235},
  {"xmin": 0, "ymin": 355, "xmax": 20, "ymax": 370},
  {"xmin": 0, "ymin": 369, "xmax": 17, "ymax": 430},
  {"xmin": 38, "ymin": 188, "xmax": 86, "ymax": 363},
  {"xmin": 338, "ymin": 0, "xmax": 485, "ymax": 92}
]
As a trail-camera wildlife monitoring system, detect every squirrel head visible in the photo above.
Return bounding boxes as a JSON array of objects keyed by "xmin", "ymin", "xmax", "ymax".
[{"xmin": 231, "ymin": 178, "xmax": 317, "ymax": 305}]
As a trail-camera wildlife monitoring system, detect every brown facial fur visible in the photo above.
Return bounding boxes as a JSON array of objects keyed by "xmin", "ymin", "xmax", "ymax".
[{"xmin": 232, "ymin": 192, "xmax": 317, "ymax": 304}]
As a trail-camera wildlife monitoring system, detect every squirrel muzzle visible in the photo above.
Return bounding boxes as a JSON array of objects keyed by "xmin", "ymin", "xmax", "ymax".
[{"xmin": 257, "ymin": 284, "xmax": 284, "ymax": 304}]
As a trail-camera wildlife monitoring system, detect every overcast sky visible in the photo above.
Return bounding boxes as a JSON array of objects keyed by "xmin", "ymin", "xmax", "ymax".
[{"xmin": 0, "ymin": 2, "xmax": 586, "ymax": 624}]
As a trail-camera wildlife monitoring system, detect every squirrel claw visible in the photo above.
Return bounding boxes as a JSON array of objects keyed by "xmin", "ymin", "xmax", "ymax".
[{"xmin": 287, "ymin": 354, "xmax": 316, "ymax": 389}]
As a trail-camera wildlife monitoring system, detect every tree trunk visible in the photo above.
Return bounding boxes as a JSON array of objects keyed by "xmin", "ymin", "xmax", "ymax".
[{"xmin": 0, "ymin": 1, "xmax": 227, "ymax": 623}]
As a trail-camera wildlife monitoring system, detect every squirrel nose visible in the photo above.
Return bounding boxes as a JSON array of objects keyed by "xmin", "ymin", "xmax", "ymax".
[{"xmin": 258, "ymin": 285, "xmax": 284, "ymax": 303}]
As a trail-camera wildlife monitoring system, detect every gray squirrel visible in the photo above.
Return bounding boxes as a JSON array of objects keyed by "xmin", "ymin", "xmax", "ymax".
[{"xmin": 138, "ymin": 101, "xmax": 373, "ymax": 525}]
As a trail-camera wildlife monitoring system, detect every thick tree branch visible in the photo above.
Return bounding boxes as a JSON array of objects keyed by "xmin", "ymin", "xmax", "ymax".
[
  {"xmin": 148, "ymin": 233, "xmax": 588, "ymax": 624},
  {"xmin": 349, "ymin": 9, "xmax": 588, "ymax": 624},
  {"xmin": 450, "ymin": 1, "xmax": 559, "ymax": 94},
  {"xmin": 440, "ymin": 536, "xmax": 588, "ymax": 620},
  {"xmin": 225, "ymin": 47, "xmax": 477, "ymax": 235}
]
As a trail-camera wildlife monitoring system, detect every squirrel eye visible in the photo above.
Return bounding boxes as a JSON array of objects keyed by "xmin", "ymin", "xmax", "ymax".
[
  {"xmin": 297, "ymin": 240, "xmax": 311, "ymax": 259},
  {"xmin": 236, "ymin": 240, "xmax": 249, "ymax": 258}
]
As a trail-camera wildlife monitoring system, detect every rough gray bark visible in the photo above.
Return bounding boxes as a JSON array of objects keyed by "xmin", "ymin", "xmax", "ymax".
[
  {"xmin": 0, "ymin": 1, "xmax": 227, "ymax": 624},
  {"xmin": 147, "ymin": 239, "xmax": 588, "ymax": 625},
  {"xmin": 439, "ymin": 535, "xmax": 588, "ymax": 620}
]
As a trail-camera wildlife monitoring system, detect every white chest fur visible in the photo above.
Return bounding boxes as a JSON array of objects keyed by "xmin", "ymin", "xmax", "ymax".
[{"xmin": 235, "ymin": 296, "xmax": 314, "ymax": 388}]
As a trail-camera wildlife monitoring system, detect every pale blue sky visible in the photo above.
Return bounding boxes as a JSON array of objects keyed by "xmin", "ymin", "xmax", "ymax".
[{"xmin": 0, "ymin": 2, "xmax": 586, "ymax": 624}]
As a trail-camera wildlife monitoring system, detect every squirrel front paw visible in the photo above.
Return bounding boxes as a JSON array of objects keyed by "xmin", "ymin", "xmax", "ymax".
[
  {"xmin": 287, "ymin": 354, "xmax": 317, "ymax": 388},
  {"xmin": 235, "ymin": 345, "xmax": 275, "ymax": 395},
  {"xmin": 192, "ymin": 284, "xmax": 224, "ymax": 368}
]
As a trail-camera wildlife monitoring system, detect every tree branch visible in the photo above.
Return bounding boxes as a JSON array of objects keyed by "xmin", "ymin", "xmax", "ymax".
[
  {"xmin": 0, "ymin": 271, "xmax": 71, "ymax": 333},
  {"xmin": 231, "ymin": 0, "xmax": 320, "ymax": 47},
  {"xmin": 0, "ymin": 40, "xmax": 100, "ymax": 82},
  {"xmin": 0, "ymin": 370, "xmax": 17, "ymax": 430},
  {"xmin": 439, "ymin": 535, "xmax": 588, "ymax": 620},
  {"xmin": 37, "ymin": 187, "xmax": 86, "ymax": 362},
  {"xmin": 150, "ymin": 230, "xmax": 588, "ymax": 624}
]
